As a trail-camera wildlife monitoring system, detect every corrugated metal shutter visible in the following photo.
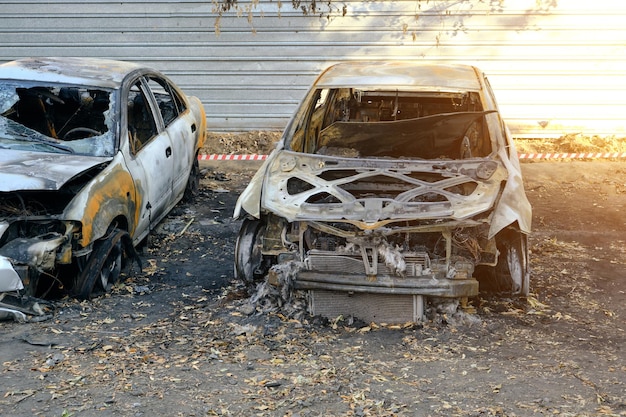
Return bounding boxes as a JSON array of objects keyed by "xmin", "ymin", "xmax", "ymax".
[{"xmin": 1, "ymin": 0, "xmax": 625, "ymax": 137}]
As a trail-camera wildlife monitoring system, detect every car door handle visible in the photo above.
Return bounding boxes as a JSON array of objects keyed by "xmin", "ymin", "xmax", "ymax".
[{"xmin": 165, "ymin": 147, "xmax": 172, "ymax": 158}]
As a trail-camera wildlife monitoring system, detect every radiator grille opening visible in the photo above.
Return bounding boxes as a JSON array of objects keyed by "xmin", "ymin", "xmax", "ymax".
[{"xmin": 309, "ymin": 290, "xmax": 424, "ymax": 323}]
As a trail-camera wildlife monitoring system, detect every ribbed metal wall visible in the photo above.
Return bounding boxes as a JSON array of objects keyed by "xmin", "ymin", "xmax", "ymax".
[{"xmin": 1, "ymin": 0, "xmax": 625, "ymax": 137}]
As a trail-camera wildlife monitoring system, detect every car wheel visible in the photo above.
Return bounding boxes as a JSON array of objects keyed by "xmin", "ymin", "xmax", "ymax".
[
  {"xmin": 183, "ymin": 158, "xmax": 200, "ymax": 201},
  {"xmin": 234, "ymin": 219, "xmax": 265, "ymax": 283},
  {"xmin": 97, "ymin": 240, "xmax": 122, "ymax": 292},
  {"xmin": 75, "ymin": 229, "xmax": 127, "ymax": 299},
  {"xmin": 477, "ymin": 230, "xmax": 529, "ymax": 296},
  {"xmin": 498, "ymin": 233, "xmax": 529, "ymax": 296}
]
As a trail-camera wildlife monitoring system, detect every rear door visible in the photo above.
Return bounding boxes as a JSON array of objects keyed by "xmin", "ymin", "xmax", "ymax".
[{"xmin": 144, "ymin": 76, "xmax": 195, "ymax": 200}]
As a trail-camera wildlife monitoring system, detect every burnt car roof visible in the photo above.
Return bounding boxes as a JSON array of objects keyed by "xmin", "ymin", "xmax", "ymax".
[
  {"xmin": 314, "ymin": 61, "xmax": 483, "ymax": 91},
  {"xmin": 0, "ymin": 57, "xmax": 146, "ymax": 88}
]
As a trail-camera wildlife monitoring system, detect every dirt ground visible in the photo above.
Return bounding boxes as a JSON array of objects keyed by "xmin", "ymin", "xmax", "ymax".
[{"xmin": 1, "ymin": 133, "xmax": 625, "ymax": 417}]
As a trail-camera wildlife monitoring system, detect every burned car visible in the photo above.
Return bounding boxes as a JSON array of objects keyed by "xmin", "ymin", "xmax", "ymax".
[
  {"xmin": 234, "ymin": 62, "xmax": 531, "ymax": 322},
  {"xmin": 0, "ymin": 57, "xmax": 206, "ymax": 312}
]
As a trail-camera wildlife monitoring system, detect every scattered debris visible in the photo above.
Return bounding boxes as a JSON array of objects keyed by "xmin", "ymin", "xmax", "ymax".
[
  {"xmin": 249, "ymin": 262, "xmax": 309, "ymax": 321},
  {"xmin": 0, "ymin": 293, "xmax": 54, "ymax": 322},
  {"xmin": 1, "ymin": 148, "xmax": 624, "ymax": 417}
]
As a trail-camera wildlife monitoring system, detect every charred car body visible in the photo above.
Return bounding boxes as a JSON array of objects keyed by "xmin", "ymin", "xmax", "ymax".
[
  {"xmin": 234, "ymin": 62, "xmax": 531, "ymax": 322},
  {"xmin": 0, "ymin": 57, "xmax": 206, "ymax": 315}
]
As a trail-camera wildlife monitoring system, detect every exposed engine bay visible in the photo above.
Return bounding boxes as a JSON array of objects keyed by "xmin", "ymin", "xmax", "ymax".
[{"xmin": 239, "ymin": 153, "xmax": 505, "ymax": 301}]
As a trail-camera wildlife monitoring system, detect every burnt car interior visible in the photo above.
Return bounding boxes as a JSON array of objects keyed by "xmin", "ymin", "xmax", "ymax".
[
  {"xmin": 291, "ymin": 88, "xmax": 494, "ymax": 159},
  {"xmin": 3, "ymin": 86, "xmax": 110, "ymax": 142},
  {"xmin": 128, "ymin": 83, "xmax": 158, "ymax": 151}
]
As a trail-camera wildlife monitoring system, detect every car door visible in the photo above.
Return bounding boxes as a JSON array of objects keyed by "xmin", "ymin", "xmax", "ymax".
[
  {"xmin": 122, "ymin": 77, "xmax": 174, "ymax": 240},
  {"xmin": 144, "ymin": 76, "xmax": 194, "ymax": 199}
]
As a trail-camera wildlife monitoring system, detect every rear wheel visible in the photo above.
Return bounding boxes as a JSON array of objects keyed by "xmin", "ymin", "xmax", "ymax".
[{"xmin": 183, "ymin": 158, "xmax": 200, "ymax": 201}]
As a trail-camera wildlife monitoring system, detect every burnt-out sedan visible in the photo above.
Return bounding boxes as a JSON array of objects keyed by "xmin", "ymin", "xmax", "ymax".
[
  {"xmin": 234, "ymin": 62, "xmax": 531, "ymax": 323},
  {"xmin": 0, "ymin": 57, "xmax": 206, "ymax": 313}
]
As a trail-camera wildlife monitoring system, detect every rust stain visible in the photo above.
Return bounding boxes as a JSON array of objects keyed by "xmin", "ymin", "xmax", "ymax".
[{"xmin": 79, "ymin": 166, "xmax": 138, "ymax": 246}]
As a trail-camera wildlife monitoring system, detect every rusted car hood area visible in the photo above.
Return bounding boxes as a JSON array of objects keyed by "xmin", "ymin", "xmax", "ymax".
[
  {"xmin": 0, "ymin": 150, "xmax": 110, "ymax": 192},
  {"xmin": 261, "ymin": 150, "xmax": 507, "ymax": 231},
  {"xmin": 0, "ymin": 150, "xmax": 111, "ymax": 302}
]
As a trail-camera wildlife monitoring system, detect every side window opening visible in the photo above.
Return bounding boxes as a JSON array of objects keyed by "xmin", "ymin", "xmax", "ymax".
[
  {"xmin": 128, "ymin": 82, "xmax": 158, "ymax": 153},
  {"xmin": 146, "ymin": 77, "xmax": 186, "ymax": 128}
]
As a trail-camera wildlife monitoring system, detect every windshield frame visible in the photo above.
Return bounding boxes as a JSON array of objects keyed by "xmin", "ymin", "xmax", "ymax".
[{"xmin": 284, "ymin": 86, "xmax": 495, "ymax": 160}]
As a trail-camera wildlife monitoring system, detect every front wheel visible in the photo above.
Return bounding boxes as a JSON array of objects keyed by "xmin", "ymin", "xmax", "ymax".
[
  {"xmin": 97, "ymin": 240, "xmax": 122, "ymax": 292},
  {"xmin": 498, "ymin": 233, "xmax": 529, "ymax": 296},
  {"xmin": 477, "ymin": 230, "xmax": 529, "ymax": 296},
  {"xmin": 75, "ymin": 229, "xmax": 127, "ymax": 299},
  {"xmin": 234, "ymin": 219, "xmax": 267, "ymax": 283}
]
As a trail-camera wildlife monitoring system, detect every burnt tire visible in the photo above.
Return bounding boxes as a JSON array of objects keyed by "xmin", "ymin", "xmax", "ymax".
[
  {"xmin": 183, "ymin": 158, "xmax": 200, "ymax": 202},
  {"xmin": 477, "ymin": 231, "xmax": 529, "ymax": 296},
  {"xmin": 234, "ymin": 219, "xmax": 266, "ymax": 283},
  {"xmin": 75, "ymin": 229, "xmax": 126, "ymax": 300}
]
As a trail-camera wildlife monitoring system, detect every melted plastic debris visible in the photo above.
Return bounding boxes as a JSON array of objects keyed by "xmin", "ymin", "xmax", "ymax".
[
  {"xmin": 248, "ymin": 261, "xmax": 309, "ymax": 320},
  {"xmin": 336, "ymin": 242, "xmax": 356, "ymax": 253},
  {"xmin": 0, "ymin": 294, "xmax": 55, "ymax": 323},
  {"xmin": 337, "ymin": 241, "xmax": 407, "ymax": 276},
  {"xmin": 377, "ymin": 241, "xmax": 407, "ymax": 276},
  {"xmin": 426, "ymin": 297, "xmax": 481, "ymax": 326},
  {"xmin": 0, "ymin": 307, "xmax": 27, "ymax": 322}
]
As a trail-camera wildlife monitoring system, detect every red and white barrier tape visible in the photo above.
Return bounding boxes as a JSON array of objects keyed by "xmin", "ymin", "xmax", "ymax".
[
  {"xmin": 198, "ymin": 154, "xmax": 267, "ymax": 161},
  {"xmin": 199, "ymin": 152, "xmax": 626, "ymax": 161},
  {"xmin": 518, "ymin": 152, "xmax": 626, "ymax": 160}
]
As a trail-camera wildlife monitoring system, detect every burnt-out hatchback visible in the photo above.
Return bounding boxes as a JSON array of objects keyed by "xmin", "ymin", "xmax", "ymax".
[
  {"xmin": 234, "ymin": 62, "xmax": 531, "ymax": 323},
  {"xmin": 0, "ymin": 57, "xmax": 206, "ymax": 316}
]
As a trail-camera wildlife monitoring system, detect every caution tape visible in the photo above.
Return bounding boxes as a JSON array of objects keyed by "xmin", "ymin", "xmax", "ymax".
[
  {"xmin": 198, "ymin": 152, "xmax": 626, "ymax": 161},
  {"xmin": 518, "ymin": 152, "xmax": 626, "ymax": 160},
  {"xmin": 198, "ymin": 154, "xmax": 267, "ymax": 161}
]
